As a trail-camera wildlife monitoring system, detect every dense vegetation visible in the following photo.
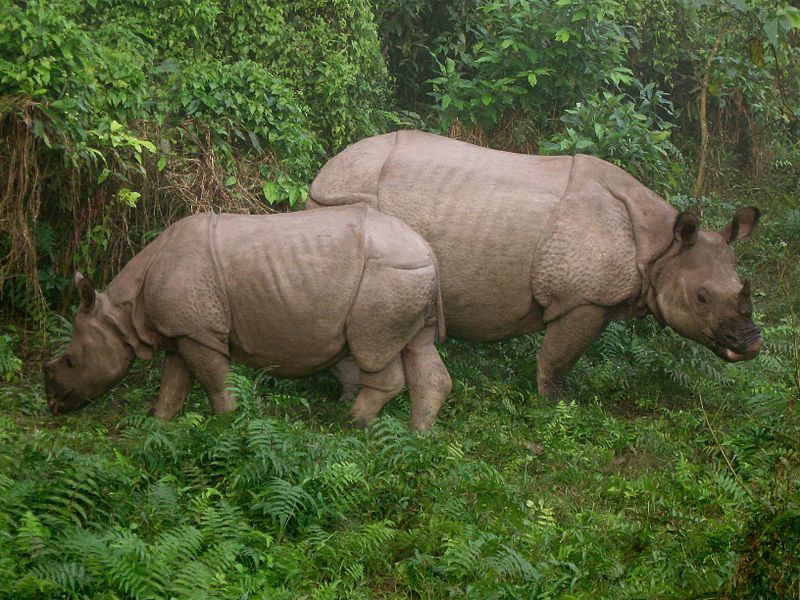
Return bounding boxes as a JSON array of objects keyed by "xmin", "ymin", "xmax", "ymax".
[{"xmin": 1, "ymin": 0, "xmax": 799, "ymax": 597}]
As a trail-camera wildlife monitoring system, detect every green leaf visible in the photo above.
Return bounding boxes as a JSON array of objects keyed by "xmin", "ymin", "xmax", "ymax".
[
  {"xmin": 651, "ymin": 131, "xmax": 671, "ymax": 142},
  {"xmin": 225, "ymin": 176, "xmax": 237, "ymax": 187},
  {"xmin": 248, "ymin": 131, "xmax": 263, "ymax": 154},
  {"xmin": 555, "ymin": 30, "xmax": 570, "ymax": 43},
  {"xmin": 262, "ymin": 181, "xmax": 281, "ymax": 204},
  {"xmin": 594, "ymin": 123, "xmax": 605, "ymax": 140},
  {"xmin": 786, "ymin": 7, "xmax": 800, "ymax": 29},
  {"xmin": 527, "ymin": 73, "xmax": 538, "ymax": 88},
  {"xmin": 763, "ymin": 17, "xmax": 779, "ymax": 48}
]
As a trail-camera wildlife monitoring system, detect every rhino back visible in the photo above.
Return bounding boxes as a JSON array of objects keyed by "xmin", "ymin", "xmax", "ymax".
[
  {"xmin": 309, "ymin": 132, "xmax": 676, "ymax": 341},
  {"xmin": 309, "ymin": 132, "xmax": 396, "ymax": 209},
  {"xmin": 378, "ymin": 132, "xmax": 572, "ymax": 340}
]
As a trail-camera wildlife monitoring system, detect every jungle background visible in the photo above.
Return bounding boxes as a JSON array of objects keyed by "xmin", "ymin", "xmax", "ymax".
[{"xmin": 1, "ymin": 0, "xmax": 799, "ymax": 597}]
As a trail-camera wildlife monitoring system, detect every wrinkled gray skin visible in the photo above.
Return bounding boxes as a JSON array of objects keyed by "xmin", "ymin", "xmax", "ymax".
[
  {"xmin": 308, "ymin": 131, "xmax": 764, "ymax": 400},
  {"xmin": 43, "ymin": 206, "xmax": 451, "ymax": 430}
]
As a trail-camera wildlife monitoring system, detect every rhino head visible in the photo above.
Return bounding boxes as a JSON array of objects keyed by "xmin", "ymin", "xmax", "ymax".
[
  {"xmin": 652, "ymin": 207, "xmax": 763, "ymax": 362},
  {"xmin": 42, "ymin": 273, "xmax": 135, "ymax": 415}
]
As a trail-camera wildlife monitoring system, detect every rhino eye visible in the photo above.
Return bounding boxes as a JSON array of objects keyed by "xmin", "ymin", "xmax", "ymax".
[
  {"xmin": 65, "ymin": 356, "xmax": 76, "ymax": 368},
  {"xmin": 697, "ymin": 290, "xmax": 708, "ymax": 305}
]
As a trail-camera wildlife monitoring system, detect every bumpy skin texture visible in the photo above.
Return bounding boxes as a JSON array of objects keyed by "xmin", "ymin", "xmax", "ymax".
[
  {"xmin": 42, "ymin": 206, "xmax": 451, "ymax": 430},
  {"xmin": 308, "ymin": 131, "xmax": 763, "ymax": 399}
]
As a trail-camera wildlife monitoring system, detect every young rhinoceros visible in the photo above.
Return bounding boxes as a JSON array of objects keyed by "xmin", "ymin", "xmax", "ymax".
[
  {"xmin": 42, "ymin": 206, "xmax": 451, "ymax": 430},
  {"xmin": 308, "ymin": 130, "xmax": 764, "ymax": 399}
]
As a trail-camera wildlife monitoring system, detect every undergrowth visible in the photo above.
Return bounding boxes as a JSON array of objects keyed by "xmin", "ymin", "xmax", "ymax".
[{"xmin": 1, "ymin": 305, "xmax": 797, "ymax": 598}]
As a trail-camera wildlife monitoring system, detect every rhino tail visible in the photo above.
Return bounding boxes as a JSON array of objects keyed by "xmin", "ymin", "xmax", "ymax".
[
  {"xmin": 430, "ymin": 252, "xmax": 446, "ymax": 343},
  {"xmin": 435, "ymin": 283, "xmax": 446, "ymax": 343}
]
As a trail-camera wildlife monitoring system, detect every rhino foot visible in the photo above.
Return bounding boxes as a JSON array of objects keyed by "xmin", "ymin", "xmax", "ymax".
[
  {"xmin": 537, "ymin": 305, "xmax": 608, "ymax": 403},
  {"xmin": 331, "ymin": 354, "xmax": 361, "ymax": 403}
]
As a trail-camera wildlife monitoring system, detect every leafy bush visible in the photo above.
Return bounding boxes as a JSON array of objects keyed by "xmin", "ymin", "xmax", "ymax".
[
  {"xmin": 428, "ymin": 0, "xmax": 635, "ymax": 133},
  {"xmin": 540, "ymin": 83, "xmax": 682, "ymax": 185},
  {"xmin": 0, "ymin": 333, "xmax": 22, "ymax": 382},
  {"xmin": 0, "ymin": 0, "xmax": 389, "ymax": 320}
]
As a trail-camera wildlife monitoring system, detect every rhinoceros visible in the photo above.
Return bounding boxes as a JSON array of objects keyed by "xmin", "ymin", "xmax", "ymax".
[
  {"xmin": 308, "ymin": 130, "xmax": 763, "ymax": 399},
  {"xmin": 43, "ymin": 206, "xmax": 451, "ymax": 430}
]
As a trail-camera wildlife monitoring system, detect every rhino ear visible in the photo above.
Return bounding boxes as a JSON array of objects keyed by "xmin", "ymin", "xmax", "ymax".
[
  {"xmin": 673, "ymin": 212, "xmax": 699, "ymax": 248},
  {"xmin": 75, "ymin": 272, "xmax": 96, "ymax": 313},
  {"xmin": 720, "ymin": 207, "xmax": 760, "ymax": 244}
]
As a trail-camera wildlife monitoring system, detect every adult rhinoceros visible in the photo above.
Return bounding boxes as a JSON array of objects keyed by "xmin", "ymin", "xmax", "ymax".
[
  {"xmin": 308, "ymin": 130, "xmax": 763, "ymax": 399},
  {"xmin": 43, "ymin": 207, "xmax": 451, "ymax": 430}
]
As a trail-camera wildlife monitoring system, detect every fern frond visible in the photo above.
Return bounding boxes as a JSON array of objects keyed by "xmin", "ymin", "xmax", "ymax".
[
  {"xmin": 153, "ymin": 525, "xmax": 204, "ymax": 564},
  {"xmin": 485, "ymin": 544, "xmax": 538, "ymax": 582},
  {"xmin": 29, "ymin": 561, "xmax": 90, "ymax": 594},
  {"xmin": 442, "ymin": 535, "xmax": 487, "ymax": 578},
  {"xmin": 255, "ymin": 477, "xmax": 314, "ymax": 533},
  {"xmin": 319, "ymin": 461, "xmax": 368, "ymax": 518}
]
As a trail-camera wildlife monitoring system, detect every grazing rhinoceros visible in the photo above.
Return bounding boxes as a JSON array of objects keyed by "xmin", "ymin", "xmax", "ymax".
[
  {"xmin": 43, "ymin": 206, "xmax": 451, "ymax": 430},
  {"xmin": 308, "ymin": 130, "xmax": 763, "ymax": 399}
]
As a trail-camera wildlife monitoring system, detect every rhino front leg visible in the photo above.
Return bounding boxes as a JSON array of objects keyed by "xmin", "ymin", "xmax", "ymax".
[
  {"xmin": 150, "ymin": 351, "xmax": 195, "ymax": 419},
  {"xmin": 348, "ymin": 355, "xmax": 405, "ymax": 428},
  {"xmin": 330, "ymin": 354, "xmax": 361, "ymax": 403},
  {"xmin": 402, "ymin": 325, "xmax": 452, "ymax": 431},
  {"xmin": 537, "ymin": 304, "xmax": 607, "ymax": 400},
  {"xmin": 176, "ymin": 338, "xmax": 236, "ymax": 415}
]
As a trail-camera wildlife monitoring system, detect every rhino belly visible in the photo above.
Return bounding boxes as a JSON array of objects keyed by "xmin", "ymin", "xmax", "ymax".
[{"xmin": 215, "ymin": 210, "xmax": 366, "ymax": 376}]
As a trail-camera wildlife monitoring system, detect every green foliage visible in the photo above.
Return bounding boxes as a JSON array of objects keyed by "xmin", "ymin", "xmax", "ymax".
[
  {"xmin": 0, "ymin": 0, "xmax": 390, "ymax": 318},
  {"xmin": 3, "ymin": 293, "xmax": 798, "ymax": 597},
  {"xmin": 0, "ymin": 333, "xmax": 22, "ymax": 382},
  {"xmin": 429, "ymin": 0, "xmax": 636, "ymax": 132},
  {"xmin": 540, "ymin": 83, "xmax": 682, "ymax": 184}
]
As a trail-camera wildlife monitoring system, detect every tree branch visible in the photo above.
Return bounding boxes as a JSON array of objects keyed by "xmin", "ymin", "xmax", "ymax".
[{"xmin": 693, "ymin": 24, "xmax": 726, "ymax": 199}]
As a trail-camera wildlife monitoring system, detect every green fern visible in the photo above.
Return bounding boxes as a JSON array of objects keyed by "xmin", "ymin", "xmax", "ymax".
[
  {"xmin": 255, "ymin": 477, "xmax": 314, "ymax": 533},
  {"xmin": 319, "ymin": 461, "xmax": 368, "ymax": 518},
  {"xmin": 14, "ymin": 510, "xmax": 49, "ymax": 560},
  {"xmin": 442, "ymin": 534, "xmax": 488, "ymax": 579},
  {"xmin": 153, "ymin": 525, "xmax": 204, "ymax": 564},
  {"xmin": 28, "ymin": 561, "xmax": 90, "ymax": 594},
  {"xmin": 485, "ymin": 544, "xmax": 538, "ymax": 582}
]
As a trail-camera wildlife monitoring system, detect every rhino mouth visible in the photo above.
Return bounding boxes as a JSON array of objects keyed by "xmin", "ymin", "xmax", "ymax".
[
  {"xmin": 712, "ymin": 324, "xmax": 764, "ymax": 363},
  {"xmin": 44, "ymin": 383, "xmax": 89, "ymax": 415}
]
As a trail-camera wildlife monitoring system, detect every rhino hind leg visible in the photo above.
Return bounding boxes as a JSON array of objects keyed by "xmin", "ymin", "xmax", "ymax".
[
  {"xmin": 330, "ymin": 354, "xmax": 361, "ymax": 403},
  {"xmin": 176, "ymin": 338, "xmax": 236, "ymax": 415},
  {"xmin": 349, "ymin": 355, "xmax": 405, "ymax": 428},
  {"xmin": 402, "ymin": 324, "xmax": 451, "ymax": 431},
  {"xmin": 537, "ymin": 304, "xmax": 608, "ymax": 400},
  {"xmin": 150, "ymin": 351, "xmax": 195, "ymax": 419}
]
